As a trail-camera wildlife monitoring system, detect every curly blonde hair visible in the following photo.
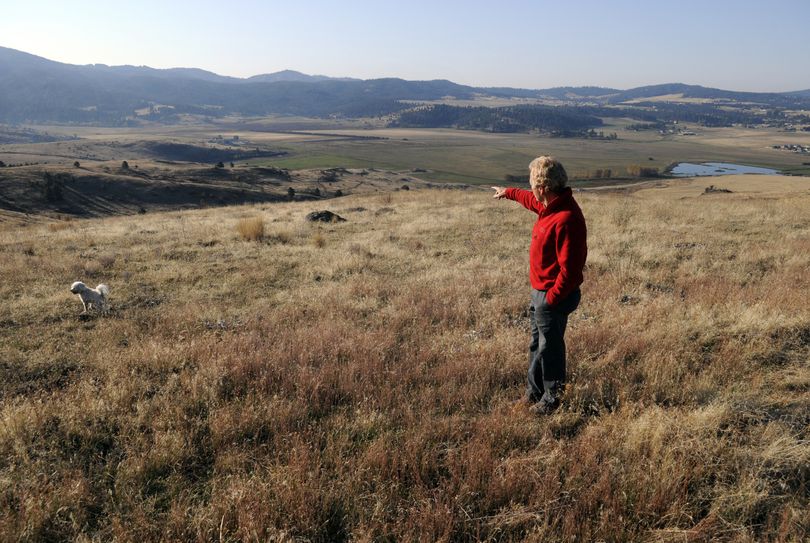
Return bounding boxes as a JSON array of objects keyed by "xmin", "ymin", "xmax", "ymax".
[{"xmin": 529, "ymin": 156, "xmax": 568, "ymax": 193}]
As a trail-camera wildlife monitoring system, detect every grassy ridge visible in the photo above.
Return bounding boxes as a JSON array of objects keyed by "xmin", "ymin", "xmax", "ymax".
[{"xmin": 1, "ymin": 185, "xmax": 808, "ymax": 541}]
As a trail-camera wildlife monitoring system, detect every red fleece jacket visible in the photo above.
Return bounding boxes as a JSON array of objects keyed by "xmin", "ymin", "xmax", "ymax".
[{"xmin": 505, "ymin": 187, "xmax": 587, "ymax": 306}]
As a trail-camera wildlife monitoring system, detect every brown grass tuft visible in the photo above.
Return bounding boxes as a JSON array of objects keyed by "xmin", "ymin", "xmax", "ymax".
[
  {"xmin": 236, "ymin": 216, "xmax": 265, "ymax": 241},
  {"xmin": 47, "ymin": 221, "xmax": 73, "ymax": 232},
  {"xmin": 311, "ymin": 230, "xmax": 326, "ymax": 248},
  {"xmin": 268, "ymin": 230, "xmax": 292, "ymax": 244}
]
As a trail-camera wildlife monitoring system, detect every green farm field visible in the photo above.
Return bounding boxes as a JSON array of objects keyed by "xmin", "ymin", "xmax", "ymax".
[{"xmin": 255, "ymin": 122, "xmax": 810, "ymax": 183}]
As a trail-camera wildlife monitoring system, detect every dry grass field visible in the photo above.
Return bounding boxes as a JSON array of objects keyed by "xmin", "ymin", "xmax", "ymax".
[{"xmin": 1, "ymin": 175, "xmax": 809, "ymax": 541}]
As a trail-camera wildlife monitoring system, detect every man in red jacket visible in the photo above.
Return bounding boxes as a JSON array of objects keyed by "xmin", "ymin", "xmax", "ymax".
[{"xmin": 492, "ymin": 156, "xmax": 587, "ymax": 414}]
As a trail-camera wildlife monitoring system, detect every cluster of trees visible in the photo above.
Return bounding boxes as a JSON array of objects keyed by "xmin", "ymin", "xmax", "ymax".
[
  {"xmin": 626, "ymin": 164, "xmax": 660, "ymax": 177},
  {"xmin": 623, "ymin": 102, "xmax": 769, "ymax": 127},
  {"xmin": 626, "ymin": 121, "xmax": 667, "ymax": 131},
  {"xmin": 260, "ymin": 166, "xmax": 291, "ymax": 181},
  {"xmin": 583, "ymin": 129, "xmax": 618, "ymax": 139},
  {"xmin": 0, "ymin": 161, "xmax": 42, "ymax": 167},
  {"xmin": 576, "ymin": 103, "xmax": 792, "ymax": 128},
  {"xmin": 392, "ymin": 104, "xmax": 603, "ymax": 134},
  {"xmin": 590, "ymin": 169, "xmax": 614, "ymax": 178}
]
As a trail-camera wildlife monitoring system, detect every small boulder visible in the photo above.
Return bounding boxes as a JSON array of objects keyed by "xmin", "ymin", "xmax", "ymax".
[
  {"xmin": 703, "ymin": 185, "xmax": 733, "ymax": 194},
  {"xmin": 306, "ymin": 210, "xmax": 346, "ymax": 223}
]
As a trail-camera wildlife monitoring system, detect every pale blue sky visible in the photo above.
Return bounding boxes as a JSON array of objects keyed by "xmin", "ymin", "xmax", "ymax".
[{"xmin": 2, "ymin": 0, "xmax": 808, "ymax": 91}]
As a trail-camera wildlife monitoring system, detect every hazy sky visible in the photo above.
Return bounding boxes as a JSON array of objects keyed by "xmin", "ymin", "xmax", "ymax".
[{"xmin": 2, "ymin": 0, "xmax": 809, "ymax": 91}]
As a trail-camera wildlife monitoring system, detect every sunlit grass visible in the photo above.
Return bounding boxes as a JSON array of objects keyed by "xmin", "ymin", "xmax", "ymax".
[
  {"xmin": 0, "ymin": 185, "xmax": 808, "ymax": 541},
  {"xmin": 236, "ymin": 216, "xmax": 265, "ymax": 241}
]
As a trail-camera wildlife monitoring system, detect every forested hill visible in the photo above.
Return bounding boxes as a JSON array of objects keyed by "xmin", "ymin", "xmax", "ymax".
[
  {"xmin": 392, "ymin": 104, "xmax": 604, "ymax": 134},
  {"xmin": 1, "ymin": 46, "xmax": 809, "ymax": 125},
  {"xmin": 606, "ymin": 83, "xmax": 804, "ymax": 106},
  {"xmin": 0, "ymin": 47, "xmax": 480, "ymax": 123}
]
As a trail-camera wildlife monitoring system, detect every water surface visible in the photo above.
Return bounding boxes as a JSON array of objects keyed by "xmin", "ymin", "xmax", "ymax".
[{"xmin": 670, "ymin": 162, "xmax": 779, "ymax": 177}]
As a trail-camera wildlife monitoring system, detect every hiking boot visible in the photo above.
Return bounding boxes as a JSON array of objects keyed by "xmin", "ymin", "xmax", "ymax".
[
  {"xmin": 529, "ymin": 394, "xmax": 560, "ymax": 415},
  {"xmin": 512, "ymin": 395, "xmax": 536, "ymax": 412}
]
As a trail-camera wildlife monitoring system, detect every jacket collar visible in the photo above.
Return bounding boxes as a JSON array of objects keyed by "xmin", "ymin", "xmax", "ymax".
[{"xmin": 541, "ymin": 187, "xmax": 573, "ymax": 214}]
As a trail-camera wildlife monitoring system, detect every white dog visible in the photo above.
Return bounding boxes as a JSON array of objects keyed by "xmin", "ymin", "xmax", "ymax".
[{"xmin": 70, "ymin": 281, "xmax": 110, "ymax": 314}]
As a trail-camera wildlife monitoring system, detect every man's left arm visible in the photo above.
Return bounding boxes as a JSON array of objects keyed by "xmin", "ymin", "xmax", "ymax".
[{"xmin": 545, "ymin": 218, "xmax": 587, "ymax": 307}]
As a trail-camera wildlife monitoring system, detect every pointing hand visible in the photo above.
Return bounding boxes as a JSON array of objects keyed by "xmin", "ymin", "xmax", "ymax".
[{"xmin": 491, "ymin": 186, "xmax": 507, "ymax": 199}]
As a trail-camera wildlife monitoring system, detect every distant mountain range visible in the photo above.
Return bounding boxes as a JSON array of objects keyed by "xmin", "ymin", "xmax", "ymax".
[
  {"xmin": 247, "ymin": 70, "xmax": 361, "ymax": 83},
  {"xmin": 1, "ymin": 46, "xmax": 808, "ymax": 125}
]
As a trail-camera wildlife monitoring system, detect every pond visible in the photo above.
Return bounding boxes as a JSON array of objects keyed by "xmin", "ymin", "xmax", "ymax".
[{"xmin": 670, "ymin": 162, "xmax": 779, "ymax": 177}]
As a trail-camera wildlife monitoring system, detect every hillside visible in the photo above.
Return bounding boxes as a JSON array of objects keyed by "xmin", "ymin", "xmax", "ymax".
[
  {"xmin": 0, "ymin": 161, "xmax": 438, "ymax": 222},
  {"xmin": 0, "ymin": 47, "xmax": 477, "ymax": 123},
  {"xmin": 247, "ymin": 70, "xmax": 361, "ymax": 83},
  {"xmin": 607, "ymin": 83, "xmax": 803, "ymax": 105},
  {"xmin": 2, "ymin": 46, "xmax": 809, "ymax": 126},
  {"xmin": 0, "ymin": 177, "xmax": 808, "ymax": 540}
]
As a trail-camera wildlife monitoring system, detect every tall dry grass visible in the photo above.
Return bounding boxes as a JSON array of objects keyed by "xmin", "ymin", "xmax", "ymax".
[
  {"xmin": 0, "ymin": 186, "xmax": 808, "ymax": 541},
  {"xmin": 236, "ymin": 216, "xmax": 265, "ymax": 242}
]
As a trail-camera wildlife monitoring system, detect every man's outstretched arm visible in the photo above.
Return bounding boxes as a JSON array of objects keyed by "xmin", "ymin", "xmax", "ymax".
[{"xmin": 491, "ymin": 186, "xmax": 541, "ymax": 213}]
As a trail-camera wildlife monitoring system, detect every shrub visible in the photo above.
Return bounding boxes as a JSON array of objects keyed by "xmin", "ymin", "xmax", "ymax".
[
  {"xmin": 269, "ymin": 230, "xmax": 292, "ymax": 244},
  {"xmin": 236, "ymin": 216, "xmax": 265, "ymax": 241},
  {"xmin": 98, "ymin": 254, "xmax": 116, "ymax": 269},
  {"xmin": 320, "ymin": 171, "xmax": 339, "ymax": 183}
]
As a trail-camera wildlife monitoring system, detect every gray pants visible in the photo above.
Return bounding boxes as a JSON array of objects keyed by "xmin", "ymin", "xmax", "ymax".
[{"xmin": 527, "ymin": 288, "xmax": 581, "ymax": 402}]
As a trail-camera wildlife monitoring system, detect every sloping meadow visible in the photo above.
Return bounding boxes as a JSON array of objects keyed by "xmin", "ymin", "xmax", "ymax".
[{"xmin": 0, "ymin": 186, "xmax": 808, "ymax": 541}]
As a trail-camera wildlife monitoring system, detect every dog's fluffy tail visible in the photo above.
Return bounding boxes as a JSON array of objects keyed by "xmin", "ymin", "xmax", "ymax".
[{"xmin": 96, "ymin": 284, "xmax": 110, "ymax": 299}]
